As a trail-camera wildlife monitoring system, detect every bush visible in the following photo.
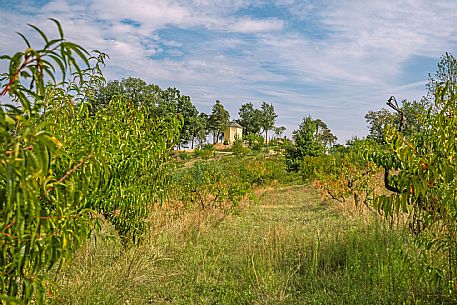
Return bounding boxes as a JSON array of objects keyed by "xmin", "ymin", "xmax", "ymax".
[
  {"xmin": 168, "ymin": 155, "xmax": 298, "ymax": 210},
  {"xmin": 244, "ymin": 134, "xmax": 264, "ymax": 151},
  {"xmin": 194, "ymin": 144, "xmax": 214, "ymax": 159},
  {"xmin": 178, "ymin": 151, "xmax": 192, "ymax": 160},
  {"xmin": 231, "ymin": 138, "xmax": 250, "ymax": 156},
  {"xmin": 169, "ymin": 161, "xmax": 250, "ymax": 209}
]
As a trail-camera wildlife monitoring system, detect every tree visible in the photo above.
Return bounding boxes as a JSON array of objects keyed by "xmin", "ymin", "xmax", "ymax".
[
  {"xmin": 365, "ymin": 108, "xmax": 393, "ymax": 144},
  {"xmin": 157, "ymin": 87, "xmax": 179, "ymax": 115},
  {"xmin": 190, "ymin": 112, "xmax": 209, "ymax": 149},
  {"xmin": 209, "ymin": 100, "xmax": 230, "ymax": 144},
  {"xmin": 176, "ymin": 94, "xmax": 198, "ymax": 148},
  {"xmin": 365, "ymin": 99, "xmax": 427, "ymax": 144},
  {"xmin": 370, "ymin": 81, "xmax": 457, "ymax": 289},
  {"xmin": 285, "ymin": 116, "xmax": 328, "ymax": 171},
  {"xmin": 0, "ymin": 22, "xmax": 182, "ymax": 304},
  {"xmin": 273, "ymin": 126, "xmax": 286, "ymax": 138},
  {"xmin": 152, "ymin": 87, "xmax": 200, "ymax": 148},
  {"xmin": 400, "ymin": 99, "xmax": 428, "ymax": 137},
  {"xmin": 426, "ymin": 52, "xmax": 457, "ymax": 105},
  {"xmin": 260, "ymin": 102, "xmax": 277, "ymax": 143},
  {"xmin": 93, "ymin": 77, "xmax": 160, "ymax": 110},
  {"xmin": 237, "ymin": 102, "xmax": 262, "ymax": 136},
  {"xmin": 314, "ymin": 119, "xmax": 337, "ymax": 151}
]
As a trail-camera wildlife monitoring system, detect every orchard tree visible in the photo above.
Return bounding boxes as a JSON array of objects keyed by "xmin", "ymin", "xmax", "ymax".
[
  {"xmin": 400, "ymin": 99, "xmax": 428, "ymax": 137},
  {"xmin": 155, "ymin": 87, "xmax": 199, "ymax": 148},
  {"xmin": 0, "ymin": 21, "xmax": 182, "ymax": 304},
  {"xmin": 209, "ymin": 100, "xmax": 230, "ymax": 144},
  {"xmin": 157, "ymin": 87, "xmax": 180, "ymax": 115},
  {"xmin": 369, "ymin": 81, "xmax": 457, "ymax": 288}
]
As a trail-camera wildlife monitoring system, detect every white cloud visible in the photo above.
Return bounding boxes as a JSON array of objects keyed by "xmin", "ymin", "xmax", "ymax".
[
  {"xmin": 228, "ymin": 18, "xmax": 284, "ymax": 33},
  {"xmin": 1, "ymin": 0, "xmax": 457, "ymax": 142}
]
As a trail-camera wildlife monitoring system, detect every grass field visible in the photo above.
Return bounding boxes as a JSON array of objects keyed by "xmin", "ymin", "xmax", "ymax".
[{"xmin": 49, "ymin": 185, "xmax": 452, "ymax": 304}]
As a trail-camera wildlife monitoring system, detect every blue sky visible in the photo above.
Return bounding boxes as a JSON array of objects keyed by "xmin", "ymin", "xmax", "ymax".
[{"xmin": 1, "ymin": 0, "xmax": 457, "ymax": 142}]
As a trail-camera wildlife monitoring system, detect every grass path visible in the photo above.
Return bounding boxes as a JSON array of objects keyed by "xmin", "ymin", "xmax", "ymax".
[{"xmin": 52, "ymin": 185, "xmax": 422, "ymax": 304}]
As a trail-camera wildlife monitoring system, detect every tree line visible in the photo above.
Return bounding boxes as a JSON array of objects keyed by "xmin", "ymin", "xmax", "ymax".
[{"xmin": 91, "ymin": 78, "xmax": 293, "ymax": 148}]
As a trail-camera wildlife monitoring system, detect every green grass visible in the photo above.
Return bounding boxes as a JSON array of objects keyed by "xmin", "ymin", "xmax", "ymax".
[{"xmin": 49, "ymin": 185, "xmax": 454, "ymax": 304}]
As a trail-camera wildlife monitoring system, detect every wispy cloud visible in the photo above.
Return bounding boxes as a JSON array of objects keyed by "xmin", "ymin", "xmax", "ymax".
[
  {"xmin": 229, "ymin": 18, "xmax": 284, "ymax": 33},
  {"xmin": 1, "ymin": 0, "xmax": 456, "ymax": 142}
]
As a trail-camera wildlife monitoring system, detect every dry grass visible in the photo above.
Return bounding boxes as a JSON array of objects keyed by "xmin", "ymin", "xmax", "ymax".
[{"xmin": 49, "ymin": 185, "xmax": 453, "ymax": 305}]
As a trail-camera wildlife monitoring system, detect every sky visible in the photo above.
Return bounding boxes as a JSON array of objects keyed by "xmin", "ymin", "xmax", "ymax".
[{"xmin": 1, "ymin": 0, "xmax": 457, "ymax": 143}]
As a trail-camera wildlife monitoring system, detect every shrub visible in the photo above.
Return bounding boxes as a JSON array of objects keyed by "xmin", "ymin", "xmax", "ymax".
[
  {"xmin": 178, "ymin": 151, "xmax": 192, "ymax": 160},
  {"xmin": 231, "ymin": 138, "xmax": 250, "ymax": 156},
  {"xmin": 169, "ymin": 161, "xmax": 250, "ymax": 209},
  {"xmin": 244, "ymin": 133, "xmax": 264, "ymax": 151}
]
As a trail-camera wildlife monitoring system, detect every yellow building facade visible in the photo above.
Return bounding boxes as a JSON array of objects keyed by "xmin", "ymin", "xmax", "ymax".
[{"xmin": 224, "ymin": 121, "xmax": 243, "ymax": 144}]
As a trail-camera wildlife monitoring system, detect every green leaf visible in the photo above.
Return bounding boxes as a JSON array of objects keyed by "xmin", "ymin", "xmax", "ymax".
[
  {"xmin": 50, "ymin": 18, "xmax": 64, "ymax": 39},
  {"xmin": 16, "ymin": 32, "xmax": 31, "ymax": 48},
  {"xmin": 0, "ymin": 295, "xmax": 25, "ymax": 305},
  {"xmin": 0, "ymin": 54, "xmax": 12, "ymax": 60},
  {"xmin": 28, "ymin": 24, "xmax": 49, "ymax": 43},
  {"xmin": 46, "ymin": 37, "xmax": 64, "ymax": 48},
  {"xmin": 62, "ymin": 42, "xmax": 90, "ymax": 68},
  {"xmin": 48, "ymin": 53, "xmax": 66, "ymax": 81}
]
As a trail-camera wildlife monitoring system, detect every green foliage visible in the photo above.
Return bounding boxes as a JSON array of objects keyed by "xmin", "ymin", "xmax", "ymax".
[
  {"xmin": 47, "ymin": 93, "xmax": 181, "ymax": 244},
  {"xmin": 236, "ymin": 101, "xmax": 278, "ymax": 142},
  {"xmin": 285, "ymin": 116, "xmax": 330, "ymax": 171},
  {"xmin": 0, "ymin": 21, "xmax": 181, "ymax": 304},
  {"xmin": 365, "ymin": 108, "xmax": 394, "ymax": 143},
  {"xmin": 300, "ymin": 138, "xmax": 381, "ymax": 204},
  {"xmin": 231, "ymin": 138, "xmax": 249, "ymax": 156},
  {"xmin": 0, "ymin": 20, "xmax": 96, "ymax": 304},
  {"xmin": 94, "ymin": 81, "xmax": 200, "ymax": 149},
  {"xmin": 190, "ymin": 112, "xmax": 209, "ymax": 149},
  {"xmin": 209, "ymin": 100, "xmax": 229, "ymax": 144},
  {"xmin": 93, "ymin": 77, "xmax": 160, "ymax": 110},
  {"xmin": 238, "ymin": 156, "xmax": 295, "ymax": 186},
  {"xmin": 237, "ymin": 102, "xmax": 261, "ymax": 135},
  {"xmin": 426, "ymin": 52, "xmax": 457, "ymax": 104},
  {"xmin": 170, "ymin": 160, "xmax": 250, "ymax": 209},
  {"xmin": 169, "ymin": 155, "xmax": 298, "ymax": 210},
  {"xmin": 365, "ymin": 100, "xmax": 427, "ymax": 143},
  {"xmin": 178, "ymin": 151, "xmax": 192, "ymax": 160},
  {"xmin": 273, "ymin": 126, "xmax": 286, "ymax": 138},
  {"xmin": 368, "ymin": 81, "xmax": 457, "ymax": 291},
  {"xmin": 314, "ymin": 118, "xmax": 338, "ymax": 150},
  {"xmin": 244, "ymin": 133, "xmax": 264, "ymax": 151},
  {"xmin": 174, "ymin": 93, "xmax": 199, "ymax": 147},
  {"xmin": 194, "ymin": 144, "xmax": 215, "ymax": 159},
  {"xmin": 259, "ymin": 102, "xmax": 277, "ymax": 143}
]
